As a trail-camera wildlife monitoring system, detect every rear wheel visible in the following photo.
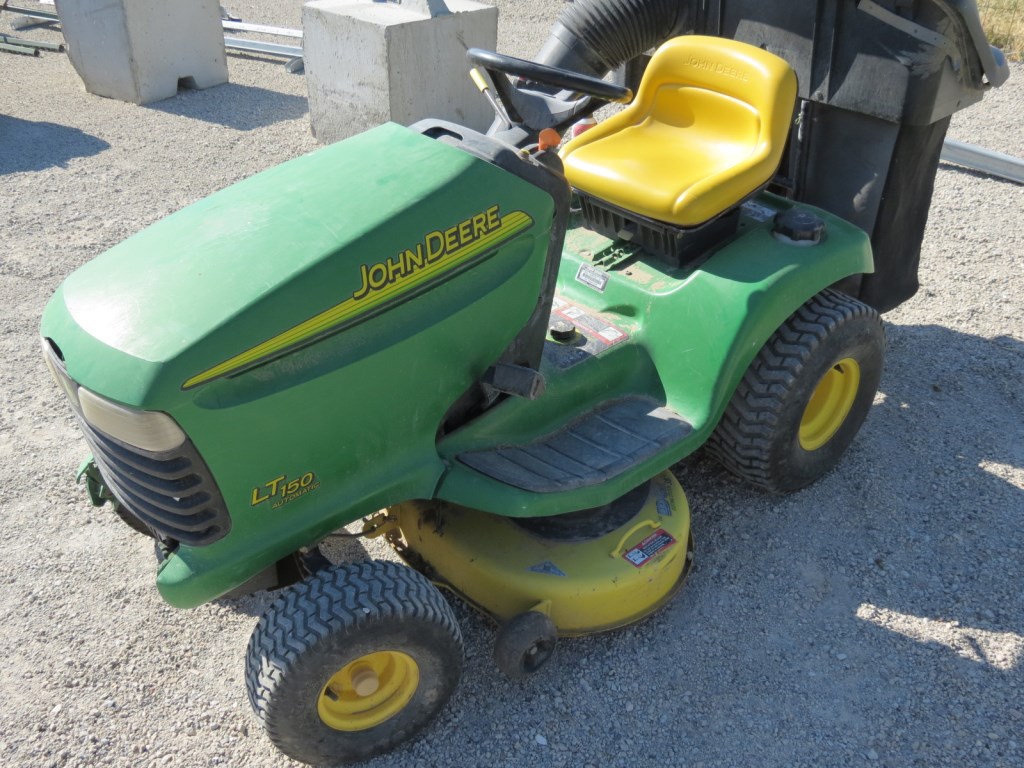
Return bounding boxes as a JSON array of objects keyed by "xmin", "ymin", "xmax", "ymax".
[
  {"xmin": 245, "ymin": 560, "xmax": 463, "ymax": 765},
  {"xmin": 707, "ymin": 289, "xmax": 884, "ymax": 492}
]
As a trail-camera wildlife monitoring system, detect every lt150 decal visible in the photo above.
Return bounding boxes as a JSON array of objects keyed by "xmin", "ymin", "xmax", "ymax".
[{"xmin": 251, "ymin": 471, "xmax": 320, "ymax": 510}]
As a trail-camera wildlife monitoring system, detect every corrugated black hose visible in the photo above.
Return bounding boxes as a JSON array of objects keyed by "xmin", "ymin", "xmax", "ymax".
[{"xmin": 535, "ymin": 0, "xmax": 692, "ymax": 75}]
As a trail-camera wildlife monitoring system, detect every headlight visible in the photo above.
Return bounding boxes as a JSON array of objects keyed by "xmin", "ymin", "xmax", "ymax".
[
  {"xmin": 42, "ymin": 337, "xmax": 186, "ymax": 453},
  {"xmin": 77, "ymin": 388, "xmax": 186, "ymax": 453},
  {"xmin": 42, "ymin": 339, "xmax": 80, "ymax": 411}
]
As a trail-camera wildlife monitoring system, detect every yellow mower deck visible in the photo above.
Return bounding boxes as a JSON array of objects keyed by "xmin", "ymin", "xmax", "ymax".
[{"xmin": 389, "ymin": 471, "xmax": 693, "ymax": 636}]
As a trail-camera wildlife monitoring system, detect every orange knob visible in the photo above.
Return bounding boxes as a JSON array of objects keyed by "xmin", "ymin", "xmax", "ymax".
[{"xmin": 537, "ymin": 128, "xmax": 561, "ymax": 151}]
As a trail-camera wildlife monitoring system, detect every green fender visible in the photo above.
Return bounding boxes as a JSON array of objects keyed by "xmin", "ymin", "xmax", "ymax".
[{"xmin": 436, "ymin": 198, "xmax": 874, "ymax": 517}]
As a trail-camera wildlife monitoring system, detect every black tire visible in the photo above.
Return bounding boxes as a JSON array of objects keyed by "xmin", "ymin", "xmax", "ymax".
[
  {"xmin": 245, "ymin": 560, "xmax": 463, "ymax": 765},
  {"xmin": 707, "ymin": 289, "xmax": 884, "ymax": 492},
  {"xmin": 493, "ymin": 611, "xmax": 557, "ymax": 680}
]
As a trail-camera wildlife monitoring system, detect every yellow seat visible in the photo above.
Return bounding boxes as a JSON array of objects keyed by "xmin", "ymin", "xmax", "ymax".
[{"xmin": 559, "ymin": 36, "xmax": 798, "ymax": 228}]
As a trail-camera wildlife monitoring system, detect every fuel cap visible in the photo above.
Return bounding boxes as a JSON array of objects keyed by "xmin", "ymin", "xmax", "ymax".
[
  {"xmin": 773, "ymin": 208, "xmax": 825, "ymax": 245},
  {"xmin": 549, "ymin": 319, "xmax": 576, "ymax": 342}
]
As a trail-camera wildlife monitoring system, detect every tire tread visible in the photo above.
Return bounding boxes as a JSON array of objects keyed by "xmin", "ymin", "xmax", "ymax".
[
  {"xmin": 706, "ymin": 289, "xmax": 882, "ymax": 491},
  {"xmin": 244, "ymin": 560, "xmax": 462, "ymax": 757}
]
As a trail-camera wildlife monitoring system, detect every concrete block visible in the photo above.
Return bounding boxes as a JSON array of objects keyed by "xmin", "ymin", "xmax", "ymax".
[
  {"xmin": 54, "ymin": 0, "xmax": 228, "ymax": 105},
  {"xmin": 304, "ymin": 0, "xmax": 498, "ymax": 143}
]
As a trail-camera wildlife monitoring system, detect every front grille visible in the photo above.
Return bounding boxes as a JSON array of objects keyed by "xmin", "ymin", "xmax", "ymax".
[
  {"xmin": 82, "ymin": 421, "xmax": 230, "ymax": 547},
  {"xmin": 44, "ymin": 340, "xmax": 230, "ymax": 546}
]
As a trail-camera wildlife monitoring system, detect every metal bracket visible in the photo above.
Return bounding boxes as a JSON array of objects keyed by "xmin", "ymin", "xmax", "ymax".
[
  {"xmin": 376, "ymin": 0, "xmax": 451, "ymax": 17},
  {"xmin": 940, "ymin": 140, "xmax": 1024, "ymax": 185},
  {"xmin": 592, "ymin": 242, "xmax": 641, "ymax": 269},
  {"xmin": 360, "ymin": 512, "xmax": 401, "ymax": 540},
  {"xmin": 76, "ymin": 457, "xmax": 112, "ymax": 507},
  {"xmin": 857, "ymin": 0, "xmax": 962, "ymax": 70},
  {"xmin": 482, "ymin": 363, "xmax": 547, "ymax": 400}
]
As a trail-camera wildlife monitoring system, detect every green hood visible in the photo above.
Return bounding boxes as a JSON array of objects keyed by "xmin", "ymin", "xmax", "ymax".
[{"xmin": 43, "ymin": 123, "xmax": 532, "ymax": 407}]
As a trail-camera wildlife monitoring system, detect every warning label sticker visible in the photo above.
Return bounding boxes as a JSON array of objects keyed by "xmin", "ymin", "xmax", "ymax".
[
  {"xmin": 553, "ymin": 301, "xmax": 628, "ymax": 348},
  {"xmin": 544, "ymin": 295, "xmax": 631, "ymax": 370},
  {"xmin": 622, "ymin": 529, "xmax": 677, "ymax": 568}
]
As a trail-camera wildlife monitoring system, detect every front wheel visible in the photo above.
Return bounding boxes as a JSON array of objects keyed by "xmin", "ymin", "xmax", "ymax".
[
  {"xmin": 245, "ymin": 560, "xmax": 463, "ymax": 765},
  {"xmin": 707, "ymin": 289, "xmax": 885, "ymax": 492}
]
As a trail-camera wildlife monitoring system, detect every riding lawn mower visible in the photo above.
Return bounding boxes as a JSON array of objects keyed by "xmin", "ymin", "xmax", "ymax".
[{"xmin": 41, "ymin": 0, "xmax": 1007, "ymax": 763}]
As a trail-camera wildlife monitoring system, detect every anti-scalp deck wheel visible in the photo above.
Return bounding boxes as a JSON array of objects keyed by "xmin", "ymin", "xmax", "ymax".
[
  {"xmin": 245, "ymin": 560, "xmax": 463, "ymax": 765},
  {"xmin": 493, "ymin": 610, "xmax": 557, "ymax": 680},
  {"xmin": 708, "ymin": 289, "xmax": 884, "ymax": 492}
]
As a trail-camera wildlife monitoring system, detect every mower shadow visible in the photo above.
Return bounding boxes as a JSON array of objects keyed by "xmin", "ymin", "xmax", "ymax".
[
  {"xmin": 216, "ymin": 322, "xmax": 1021, "ymax": 765},
  {"xmin": 425, "ymin": 320, "xmax": 1022, "ymax": 767},
  {"xmin": 212, "ymin": 533, "xmax": 373, "ymax": 617},
  {"xmin": 216, "ymin": 591, "xmax": 274, "ymax": 617},
  {"xmin": 681, "ymin": 319, "xmax": 1022, "ymax": 618},
  {"xmin": 649, "ymin": 320, "xmax": 1021, "ymax": 763},
  {"xmin": 0, "ymin": 115, "xmax": 110, "ymax": 174},
  {"xmin": 145, "ymin": 82, "xmax": 307, "ymax": 131}
]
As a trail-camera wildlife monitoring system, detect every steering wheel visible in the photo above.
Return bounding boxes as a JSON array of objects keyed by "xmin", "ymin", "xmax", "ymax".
[
  {"xmin": 467, "ymin": 48, "xmax": 632, "ymax": 104},
  {"xmin": 466, "ymin": 48, "xmax": 632, "ymax": 134}
]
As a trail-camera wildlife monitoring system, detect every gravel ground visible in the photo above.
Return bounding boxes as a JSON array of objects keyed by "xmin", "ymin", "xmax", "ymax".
[{"xmin": 2, "ymin": 2, "xmax": 1022, "ymax": 767}]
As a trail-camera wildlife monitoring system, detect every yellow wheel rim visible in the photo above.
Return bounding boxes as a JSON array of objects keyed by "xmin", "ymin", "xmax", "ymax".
[
  {"xmin": 317, "ymin": 651, "xmax": 419, "ymax": 732},
  {"xmin": 799, "ymin": 357, "xmax": 861, "ymax": 451}
]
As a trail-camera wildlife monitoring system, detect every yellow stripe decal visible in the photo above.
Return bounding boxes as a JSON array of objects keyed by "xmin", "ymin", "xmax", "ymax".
[{"xmin": 183, "ymin": 209, "xmax": 533, "ymax": 389}]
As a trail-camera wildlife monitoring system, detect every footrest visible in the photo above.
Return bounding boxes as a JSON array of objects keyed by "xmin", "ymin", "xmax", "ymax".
[{"xmin": 457, "ymin": 398, "xmax": 691, "ymax": 493}]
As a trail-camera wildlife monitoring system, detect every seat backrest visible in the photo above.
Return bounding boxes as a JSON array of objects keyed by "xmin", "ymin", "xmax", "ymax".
[
  {"xmin": 636, "ymin": 36, "xmax": 794, "ymax": 132},
  {"xmin": 560, "ymin": 36, "xmax": 797, "ymax": 228}
]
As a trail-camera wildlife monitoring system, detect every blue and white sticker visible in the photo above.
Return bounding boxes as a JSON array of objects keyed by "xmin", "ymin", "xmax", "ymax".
[{"xmin": 528, "ymin": 560, "xmax": 567, "ymax": 577}]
